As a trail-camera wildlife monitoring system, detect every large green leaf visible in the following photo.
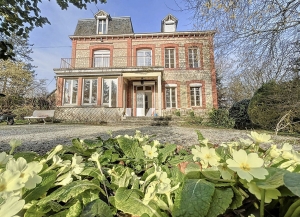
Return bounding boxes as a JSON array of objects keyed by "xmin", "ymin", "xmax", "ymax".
[
  {"xmin": 24, "ymin": 201, "xmax": 45, "ymax": 217},
  {"xmin": 256, "ymin": 167, "xmax": 287, "ymax": 189},
  {"xmin": 37, "ymin": 180, "xmax": 101, "ymax": 207},
  {"xmin": 114, "ymin": 187, "xmax": 162, "ymax": 217},
  {"xmin": 23, "ymin": 170, "xmax": 57, "ymax": 203},
  {"xmin": 81, "ymin": 199, "xmax": 113, "ymax": 217},
  {"xmin": 173, "ymin": 179, "xmax": 215, "ymax": 217},
  {"xmin": 13, "ymin": 151, "xmax": 39, "ymax": 162},
  {"xmin": 201, "ymin": 170, "xmax": 221, "ymax": 180},
  {"xmin": 283, "ymin": 172, "xmax": 300, "ymax": 197},
  {"xmin": 66, "ymin": 200, "xmax": 82, "ymax": 217},
  {"xmin": 117, "ymin": 137, "xmax": 144, "ymax": 159},
  {"xmin": 206, "ymin": 188, "xmax": 234, "ymax": 217},
  {"xmin": 184, "ymin": 162, "xmax": 202, "ymax": 179},
  {"xmin": 229, "ymin": 186, "xmax": 244, "ymax": 210},
  {"xmin": 158, "ymin": 144, "xmax": 177, "ymax": 163}
]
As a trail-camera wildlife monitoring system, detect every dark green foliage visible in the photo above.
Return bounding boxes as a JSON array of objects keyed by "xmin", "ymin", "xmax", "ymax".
[
  {"xmin": 0, "ymin": 0, "xmax": 107, "ymax": 60},
  {"xmin": 229, "ymin": 99, "xmax": 253, "ymax": 129},
  {"xmin": 248, "ymin": 80, "xmax": 300, "ymax": 132},
  {"xmin": 208, "ymin": 108, "xmax": 235, "ymax": 128}
]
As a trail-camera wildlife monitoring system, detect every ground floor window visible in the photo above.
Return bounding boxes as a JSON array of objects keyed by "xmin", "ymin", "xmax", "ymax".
[
  {"xmin": 64, "ymin": 79, "xmax": 78, "ymax": 105},
  {"xmin": 165, "ymin": 86, "xmax": 177, "ymax": 108},
  {"xmin": 190, "ymin": 84, "xmax": 202, "ymax": 107},
  {"xmin": 82, "ymin": 79, "xmax": 97, "ymax": 104},
  {"xmin": 102, "ymin": 78, "xmax": 117, "ymax": 107}
]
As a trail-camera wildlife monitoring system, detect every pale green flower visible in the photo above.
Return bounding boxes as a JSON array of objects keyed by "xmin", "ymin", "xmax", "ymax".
[
  {"xmin": 143, "ymin": 182, "xmax": 156, "ymax": 204},
  {"xmin": 247, "ymin": 182, "xmax": 281, "ymax": 203},
  {"xmin": 248, "ymin": 131, "xmax": 272, "ymax": 144},
  {"xmin": 248, "ymin": 214, "xmax": 255, "ymax": 217},
  {"xmin": 6, "ymin": 158, "xmax": 42, "ymax": 189},
  {"xmin": 89, "ymin": 152, "xmax": 100, "ymax": 162},
  {"xmin": 269, "ymin": 145, "xmax": 281, "ymax": 158},
  {"xmin": 280, "ymin": 150, "xmax": 300, "ymax": 170},
  {"xmin": 240, "ymin": 138, "xmax": 254, "ymax": 146},
  {"xmin": 44, "ymin": 145, "xmax": 63, "ymax": 162},
  {"xmin": 0, "ymin": 170, "xmax": 24, "ymax": 195},
  {"xmin": 217, "ymin": 163, "xmax": 232, "ymax": 180},
  {"xmin": 0, "ymin": 153, "xmax": 12, "ymax": 167},
  {"xmin": 192, "ymin": 146, "xmax": 220, "ymax": 166},
  {"xmin": 153, "ymin": 140, "xmax": 160, "ymax": 147},
  {"xmin": 142, "ymin": 145, "xmax": 158, "ymax": 159},
  {"xmin": 55, "ymin": 172, "xmax": 73, "ymax": 186},
  {"xmin": 226, "ymin": 149, "xmax": 268, "ymax": 182},
  {"xmin": 70, "ymin": 154, "xmax": 85, "ymax": 176},
  {"xmin": 0, "ymin": 196, "xmax": 25, "ymax": 217},
  {"xmin": 9, "ymin": 140, "xmax": 22, "ymax": 149}
]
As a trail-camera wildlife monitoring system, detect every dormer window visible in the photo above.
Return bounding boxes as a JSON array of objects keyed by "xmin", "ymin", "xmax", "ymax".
[
  {"xmin": 98, "ymin": 19, "xmax": 107, "ymax": 34},
  {"xmin": 161, "ymin": 14, "xmax": 178, "ymax": 33},
  {"xmin": 95, "ymin": 10, "xmax": 110, "ymax": 34}
]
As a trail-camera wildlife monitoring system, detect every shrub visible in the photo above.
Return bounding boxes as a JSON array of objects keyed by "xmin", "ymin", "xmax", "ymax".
[
  {"xmin": 229, "ymin": 99, "xmax": 253, "ymax": 129},
  {"xmin": 1, "ymin": 131, "xmax": 300, "ymax": 217},
  {"xmin": 208, "ymin": 108, "xmax": 235, "ymax": 128},
  {"xmin": 248, "ymin": 80, "xmax": 300, "ymax": 132}
]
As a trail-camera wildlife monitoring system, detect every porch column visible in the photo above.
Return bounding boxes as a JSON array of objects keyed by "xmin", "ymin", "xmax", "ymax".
[{"xmin": 158, "ymin": 75, "xmax": 162, "ymax": 116}]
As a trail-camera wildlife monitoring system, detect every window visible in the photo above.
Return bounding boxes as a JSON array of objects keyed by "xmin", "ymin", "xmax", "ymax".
[
  {"xmin": 64, "ymin": 79, "xmax": 78, "ymax": 105},
  {"xmin": 137, "ymin": 49, "xmax": 152, "ymax": 66},
  {"xmin": 188, "ymin": 47, "xmax": 200, "ymax": 68},
  {"xmin": 190, "ymin": 84, "xmax": 202, "ymax": 107},
  {"xmin": 165, "ymin": 85, "xmax": 177, "ymax": 108},
  {"xmin": 83, "ymin": 79, "xmax": 97, "ymax": 104},
  {"xmin": 102, "ymin": 78, "xmax": 117, "ymax": 107},
  {"xmin": 165, "ymin": 48, "xmax": 175, "ymax": 68},
  {"xmin": 98, "ymin": 19, "xmax": 107, "ymax": 34},
  {"xmin": 94, "ymin": 50, "xmax": 110, "ymax": 67}
]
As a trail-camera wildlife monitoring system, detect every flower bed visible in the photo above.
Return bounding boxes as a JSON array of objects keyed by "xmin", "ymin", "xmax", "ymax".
[{"xmin": 0, "ymin": 131, "xmax": 299, "ymax": 217}]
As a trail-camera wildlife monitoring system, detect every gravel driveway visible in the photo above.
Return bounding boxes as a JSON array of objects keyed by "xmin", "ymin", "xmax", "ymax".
[{"xmin": 0, "ymin": 123, "xmax": 299, "ymax": 155}]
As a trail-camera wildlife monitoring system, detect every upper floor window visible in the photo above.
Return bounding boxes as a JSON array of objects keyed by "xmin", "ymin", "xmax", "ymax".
[
  {"xmin": 64, "ymin": 79, "xmax": 78, "ymax": 105},
  {"xmin": 137, "ymin": 49, "xmax": 152, "ymax": 66},
  {"xmin": 188, "ymin": 47, "xmax": 200, "ymax": 68},
  {"xmin": 97, "ymin": 19, "xmax": 107, "ymax": 34},
  {"xmin": 94, "ymin": 50, "xmax": 110, "ymax": 67},
  {"xmin": 82, "ymin": 79, "xmax": 97, "ymax": 105},
  {"xmin": 165, "ymin": 48, "xmax": 175, "ymax": 68},
  {"xmin": 190, "ymin": 83, "xmax": 202, "ymax": 107}
]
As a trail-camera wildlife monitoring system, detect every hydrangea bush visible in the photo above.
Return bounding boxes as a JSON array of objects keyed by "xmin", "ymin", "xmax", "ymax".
[{"xmin": 0, "ymin": 130, "xmax": 299, "ymax": 217}]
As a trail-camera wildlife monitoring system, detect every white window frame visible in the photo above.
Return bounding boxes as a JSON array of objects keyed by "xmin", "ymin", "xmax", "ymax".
[
  {"xmin": 94, "ymin": 50, "xmax": 110, "ymax": 67},
  {"xmin": 63, "ymin": 79, "xmax": 78, "ymax": 105},
  {"xmin": 97, "ymin": 19, "xmax": 108, "ymax": 34},
  {"xmin": 82, "ymin": 79, "xmax": 97, "ymax": 105},
  {"xmin": 137, "ymin": 49, "xmax": 152, "ymax": 66},
  {"xmin": 165, "ymin": 84, "xmax": 177, "ymax": 108},
  {"xmin": 165, "ymin": 48, "xmax": 175, "ymax": 68},
  {"xmin": 102, "ymin": 78, "xmax": 118, "ymax": 107},
  {"xmin": 190, "ymin": 83, "xmax": 202, "ymax": 107},
  {"xmin": 188, "ymin": 47, "xmax": 200, "ymax": 68}
]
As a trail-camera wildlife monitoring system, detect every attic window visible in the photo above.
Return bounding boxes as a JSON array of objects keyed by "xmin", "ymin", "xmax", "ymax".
[{"xmin": 97, "ymin": 19, "xmax": 107, "ymax": 34}]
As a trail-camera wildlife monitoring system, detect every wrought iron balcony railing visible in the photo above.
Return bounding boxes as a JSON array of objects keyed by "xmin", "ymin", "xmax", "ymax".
[{"xmin": 59, "ymin": 56, "xmax": 161, "ymax": 69}]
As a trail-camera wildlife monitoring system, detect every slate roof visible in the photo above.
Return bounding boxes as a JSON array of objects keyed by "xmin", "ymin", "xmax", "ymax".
[{"xmin": 73, "ymin": 17, "xmax": 134, "ymax": 36}]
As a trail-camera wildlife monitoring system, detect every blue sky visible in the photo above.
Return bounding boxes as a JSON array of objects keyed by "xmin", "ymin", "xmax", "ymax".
[{"xmin": 29, "ymin": 0, "xmax": 196, "ymax": 92}]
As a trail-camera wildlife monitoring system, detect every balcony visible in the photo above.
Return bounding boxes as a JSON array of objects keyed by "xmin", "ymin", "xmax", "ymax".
[{"xmin": 59, "ymin": 56, "xmax": 162, "ymax": 69}]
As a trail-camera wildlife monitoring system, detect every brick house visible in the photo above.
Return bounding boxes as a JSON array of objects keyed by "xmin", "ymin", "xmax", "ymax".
[{"xmin": 54, "ymin": 10, "xmax": 217, "ymax": 123}]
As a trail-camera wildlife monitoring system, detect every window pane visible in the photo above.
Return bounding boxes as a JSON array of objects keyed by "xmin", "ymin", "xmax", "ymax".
[
  {"xmin": 165, "ymin": 48, "xmax": 175, "ymax": 68},
  {"xmin": 64, "ymin": 80, "xmax": 71, "ymax": 104},
  {"xmin": 111, "ymin": 79, "xmax": 117, "ymax": 107},
  {"xmin": 103, "ymin": 80, "xmax": 109, "ymax": 104},
  {"xmin": 91, "ymin": 80, "xmax": 97, "ymax": 104},
  {"xmin": 94, "ymin": 50, "xmax": 110, "ymax": 67},
  {"xmin": 83, "ymin": 80, "xmax": 90, "ymax": 104},
  {"xmin": 137, "ymin": 49, "xmax": 152, "ymax": 66},
  {"xmin": 71, "ymin": 80, "xmax": 78, "ymax": 104}
]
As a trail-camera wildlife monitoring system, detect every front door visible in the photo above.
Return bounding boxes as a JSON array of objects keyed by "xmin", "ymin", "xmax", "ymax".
[{"xmin": 136, "ymin": 91, "xmax": 152, "ymax": 116}]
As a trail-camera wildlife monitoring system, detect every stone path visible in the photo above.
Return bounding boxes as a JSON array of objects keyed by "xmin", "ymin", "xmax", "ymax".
[{"xmin": 0, "ymin": 123, "xmax": 299, "ymax": 155}]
